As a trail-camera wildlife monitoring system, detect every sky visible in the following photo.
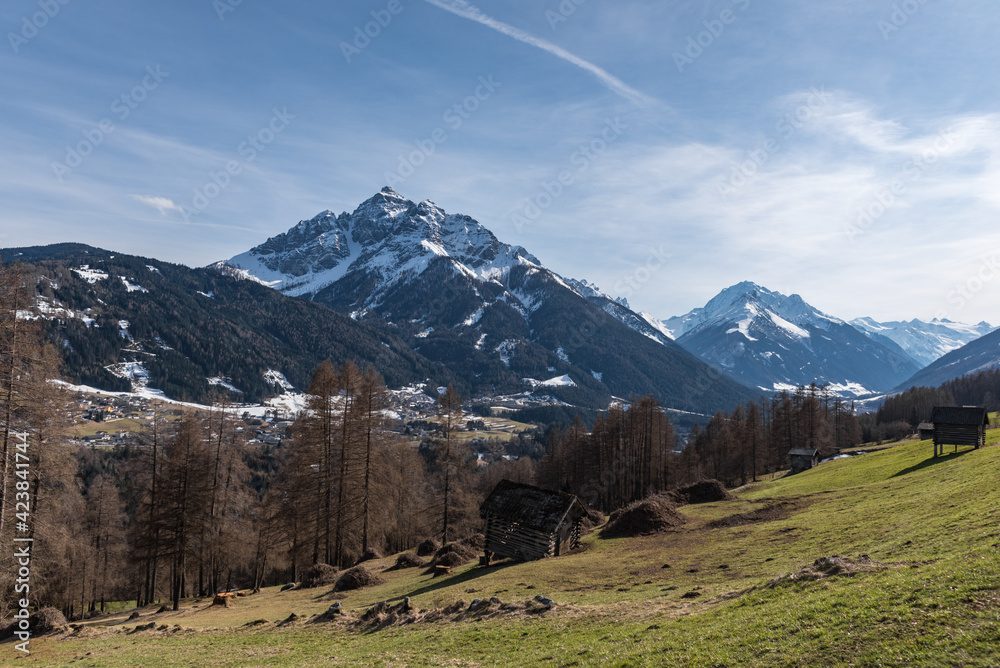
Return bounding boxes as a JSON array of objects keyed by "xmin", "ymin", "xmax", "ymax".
[{"xmin": 2, "ymin": 0, "xmax": 999, "ymax": 324}]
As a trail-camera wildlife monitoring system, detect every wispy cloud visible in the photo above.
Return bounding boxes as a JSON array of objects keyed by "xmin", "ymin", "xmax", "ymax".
[
  {"xmin": 421, "ymin": 0, "xmax": 660, "ymax": 110},
  {"xmin": 518, "ymin": 94, "xmax": 1000, "ymax": 321},
  {"xmin": 130, "ymin": 194, "xmax": 183, "ymax": 215}
]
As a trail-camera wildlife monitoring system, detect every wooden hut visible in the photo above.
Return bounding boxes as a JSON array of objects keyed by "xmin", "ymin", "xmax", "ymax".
[
  {"xmin": 479, "ymin": 480, "xmax": 586, "ymax": 563},
  {"xmin": 930, "ymin": 406, "xmax": 988, "ymax": 457},
  {"xmin": 917, "ymin": 422, "xmax": 935, "ymax": 441},
  {"xmin": 788, "ymin": 448, "xmax": 820, "ymax": 473}
]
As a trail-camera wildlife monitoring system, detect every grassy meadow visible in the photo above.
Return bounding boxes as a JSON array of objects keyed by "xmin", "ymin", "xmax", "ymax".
[{"xmin": 7, "ymin": 428, "xmax": 1000, "ymax": 667}]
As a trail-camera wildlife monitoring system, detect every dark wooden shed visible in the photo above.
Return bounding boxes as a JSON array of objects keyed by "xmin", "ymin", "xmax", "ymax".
[
  {"xmin": 479, "ymin": 480, "xmax": 586, "ymax": 563},
  {"xmin": 788, "ymin": 448, "xmax": 820, "ymax": 473},
  {"xmin": 917, "ymin": 422, "xmax": 935, "ymax": 441},
  {"xmin": 931, "ymin": 406, "xmax": 988, "ymax": 457}
]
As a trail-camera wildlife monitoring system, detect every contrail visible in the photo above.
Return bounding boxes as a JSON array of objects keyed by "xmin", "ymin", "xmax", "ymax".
[{"xmin": 421, "ymin": 0, "xmax": 659, "ymax": 110}]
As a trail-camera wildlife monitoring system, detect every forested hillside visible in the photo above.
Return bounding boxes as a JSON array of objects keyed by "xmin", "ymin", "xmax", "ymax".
[{"xmin": 1, "ymin": 244, "xmax": 454, "ymax": 403}]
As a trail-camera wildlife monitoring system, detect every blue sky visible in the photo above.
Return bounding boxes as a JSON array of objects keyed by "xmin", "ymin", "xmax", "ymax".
[{"xmin": 2, "ymin": 0, "xmax": 999, "ymax": 324}]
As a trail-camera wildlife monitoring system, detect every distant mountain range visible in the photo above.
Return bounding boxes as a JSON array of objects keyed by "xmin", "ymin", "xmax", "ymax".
[
  {"xmin": 644, "ymin": 282, "xmax": 919, "ymax": 396},
  {"xmin": 849, "ymin": 317, "xmax": 996, "ymax": 368},
  {"xmin": 217, "ymin": 187, "xmax": 756, "ymax": 413},
  {"xmin": 639, "ymin": 282, "xmax": 996, "ymax": 397},
  {"xmin": 6, "ymin": 189, "xmax": 997, "ymax": 410},
  {"xmin": 895, "ymin": 326, "xmax": 1000, "ymax": 390}
]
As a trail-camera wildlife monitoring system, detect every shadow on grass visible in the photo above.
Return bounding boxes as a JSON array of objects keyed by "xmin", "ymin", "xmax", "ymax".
[
  {"xmin": 398, "ymin": 561, "xmax": 521, "ymax": 601},
  {"xmin": 891, "ymin": 448, "xmax": 975, "ymax": 478}
]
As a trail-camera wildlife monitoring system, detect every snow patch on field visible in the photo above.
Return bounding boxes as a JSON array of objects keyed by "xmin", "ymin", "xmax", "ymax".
[
  {"xmin": 772, "ymin": 381, "xmax": 872, "ymax": 398},
  {"xmin": 120, "ymin": 277, "xmax": 149, "ymax": 293},
  {"xmin": 19, "ymin": 297, "xmax": 97, "ymax": 327},
  {"xmin": 208, "ymin": 377, "xmax": 243, "ymax": 394},
  {"xmin": 105, "ymin": 361, "xmax": 150, "ymax": 392},
  {"xmin": 826, "ymin": 382, "xmax": 872, "ymax": 397},
  {"xmin": 72, "ymin": 265, "xmax": 108, "ymax": 284},
  {"xmin": 524, "ymin": 375, "xmax": 576, "ymax": 388}
]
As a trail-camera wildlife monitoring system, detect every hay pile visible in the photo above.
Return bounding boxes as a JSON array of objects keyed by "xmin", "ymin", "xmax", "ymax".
[
  {"xmin": 387, "ymin": 552, "xmax": 425, "ymax": 571},
  {"xmin": 356, "ymin": 548, "xmax": 382, "ymax": 564},
  {"xmin": 768, "ymin": 556, "xmax": 883, "ymax": 587},
  {"xmin": 669, "ymin": 479, "xmax": 733, "ymax": 505},
  {"xmin": 1, "ymin": 608, "xmax": 69, "ymax": 638},
  {"xmin": 601, "ymin": 496, "xmax": 687, "ymax": 538},
  {"xmin": 334, "ymin": 565, "xmax": 385, "ymax": 592},
  {"xmin": 430, "ymin": 542, "xmax": 479, "ymax": 569},
  {"xmin": 415, "ymin": 539, "xmax": 439, "ymax": 557},
  {"xmin": 355, "ymin": 596, "xmax": 558, "ymax": 631},
  {"xmin": 300, "ymin": 563, "xmax": 339, "ymax": 589},
  {"xmin": 580, "ymin": 507, "xmax": 606, "ymax": 533},
  {"xmin": 461, "ymin": 533, "xmax": 485, "ymax": 550},
  {"xmin": 33, "ymin": 608, "xmax": 68, "ymax": 634},
  {"xmin": 211, "ymin": 595, "xmax": 234, "ymax": 608},
  {"xmin": 707, "ymin": 502, "xmax": 793, "ymax": 528}
]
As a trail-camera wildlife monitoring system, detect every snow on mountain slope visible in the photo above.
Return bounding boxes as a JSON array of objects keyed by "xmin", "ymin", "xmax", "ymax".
[
  {"xmin": 850, "ymin": 317, "xmax": 996, "ymax": 368},
  {"xmin": 895, "ymin": 326, "xmax": 1000, "ymax": 390},
  {"xmin": 639, "ymin": 312, "xmax": 676, "ymax": 340},
  {"xmin": 565, "ymin": 278, "xmax": 630, "ymax": 309},
  {"xmin": 219, "ymin": 188, "xmax": 541, "ymax": 303},
  {"xmin": 664, "ymin": 281, "xmax": 842, "ymax": 340},
  {"xmin": 664, "ymin": 282, "xmax": 919, "ymax": 396},
  {"xmin": 215, "ymin": 189, "xmax": 759, "ymax": 413}
]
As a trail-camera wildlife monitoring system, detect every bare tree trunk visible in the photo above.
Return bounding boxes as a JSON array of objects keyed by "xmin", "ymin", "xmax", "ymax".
[{"xmin": 0, "ymin": 267, "xmax": 28, "ymax": 541}]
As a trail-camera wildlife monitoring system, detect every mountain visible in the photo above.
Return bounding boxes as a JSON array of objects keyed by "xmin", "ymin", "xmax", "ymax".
[
  {"xmin": 850, "ymin": 317, "xmax": 996, "ymax": 368},
  {"xmin": 661, "ymin": 282, "xmax": 920, "ymax": 396},
  {"xmin": 1, "ymin": 243, "xmax": 453, "ymax": 403},
  {"xmin": 218, "ymin": 188, "xmax": 758, "ymax": 413},
  {"xmin": 895, "ymin": 327, "xmax": 1000, "ymax": 390}
]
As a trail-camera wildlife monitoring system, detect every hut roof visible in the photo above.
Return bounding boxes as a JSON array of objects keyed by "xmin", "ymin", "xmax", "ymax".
[
  {"xmin": 917, "ymin": 422, "xmax": 935, "ymax": 431},
  {"xmin": 480, "ymin": 480, "xmax": 583, "ymax": 533},
  {"xmin": 788, "ymin": 448, "xmax": 819, "ymax": 457},
  {"xmin": 930, "ymin": 406, "xmax": 988, "ymax": 426}
]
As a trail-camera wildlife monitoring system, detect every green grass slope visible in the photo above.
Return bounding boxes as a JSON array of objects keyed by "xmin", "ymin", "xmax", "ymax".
[{"xmin": 9, "ymin": 430, "xmax": 1000, "ymax": 667}]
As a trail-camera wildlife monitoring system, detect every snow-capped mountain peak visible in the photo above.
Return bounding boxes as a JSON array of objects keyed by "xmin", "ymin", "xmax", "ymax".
[
  {"xmin": 659, "ymin": 282, "xmax": 919, "ymax": 396},
  {"xmin": 666, "ymin": 282, "xmax": 842, "ymax": 341},
  {"xmin": 216, "ymin": 188, "xmax": 541, "ymax": 301},
  {"xmin": 210, "ymin": 189, "xmax": 757, "ymax": 414},
  {"xmin": 849, "ymin": 316, "xmax": 997, "ymax": 368}
]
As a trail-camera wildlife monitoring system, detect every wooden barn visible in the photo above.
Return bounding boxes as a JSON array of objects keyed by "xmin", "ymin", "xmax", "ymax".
[
  {"xmin": 931, "ymin": 406, "xmax": 989, "ymax": 457},
  {"xmin": 788, "ymin": 448, "xmax": 820, "ymax": 473},
  {"xmin": 479, "ymin": 480, "xmax": 586, "ymax": 563}
]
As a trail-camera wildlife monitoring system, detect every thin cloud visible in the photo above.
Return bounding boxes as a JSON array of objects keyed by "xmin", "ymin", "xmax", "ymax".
[
  {"xmin": 130, "ymin": 194, "xmax": 183, "ymax": 215},
  {"xmin": 421, "ymin": 0, "xmax": 659, "ymax": 110}
]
